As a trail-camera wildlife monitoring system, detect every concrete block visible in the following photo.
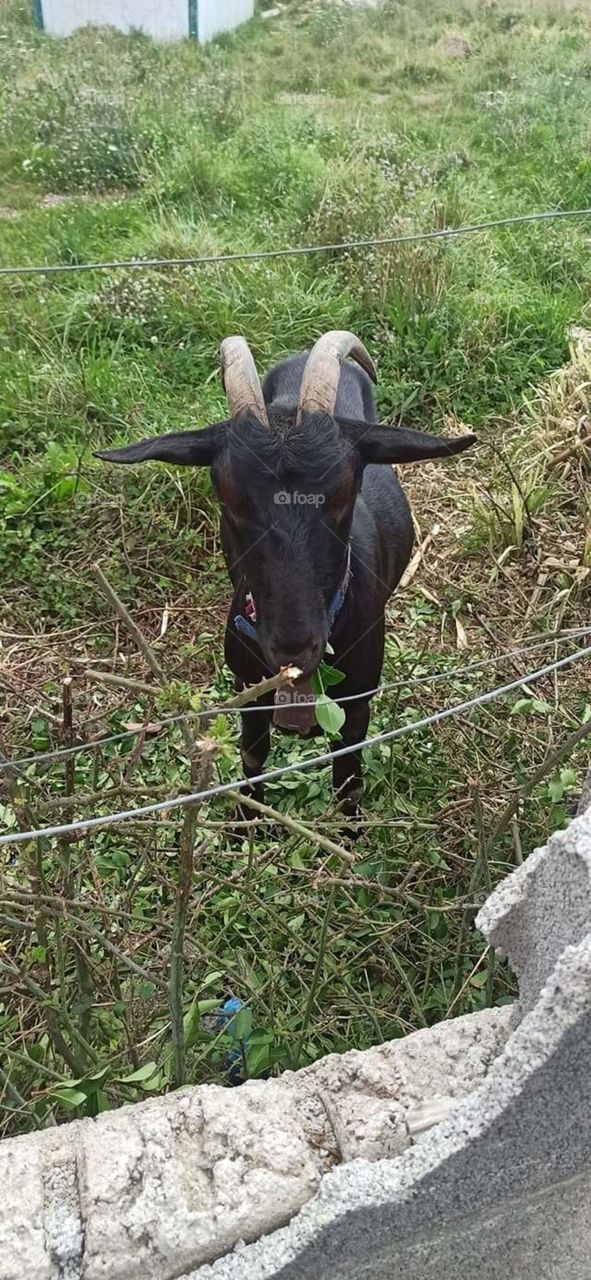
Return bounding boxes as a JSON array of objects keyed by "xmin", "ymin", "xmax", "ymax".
[
  {"xmin": 0, "ymin": 1005, "xmax": 514, "ymax": 1280},
  {"xmin": 40, "ymin": 1126, "xmax": 84, "ymax": 1280},
  {"xmin": 79, "ymin": 1079, "xmax": 328, "ymax": 1280},
  {"xmin": 4, "ymin": 809, "xmax": 591, "ymax": 1280},
  {"xmin": 0, "ymin": 1122, "xmax": 87, "ymax": 1280},
  {"xmin": 0, "ymin": 1131, "xmax": 49, "ymax": 1280},
  {"xmin": 383, "ymin": 1004, "xmax": 514, "ymax": 1107},
  {"xmin": 290, "ymin": 1005, "xmax": 514, "ymax": 1162},
  {"xmin": 294, "ymin": 1042, "xmax": 408, "ymax": 1162},
  {"xmin": 477, "ymin": 810, "xmax": 591, "ymax": 1012},
  {"xmin": 189, "ymin": 932, "xmax": 591, "ymax": 1280}
]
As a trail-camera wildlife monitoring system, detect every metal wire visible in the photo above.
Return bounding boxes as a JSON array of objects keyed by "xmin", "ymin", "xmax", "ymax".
[
  {"xmin": 5, "ymin": 627, "xmax": 591, "ymax": 773},
  {"xmin": 1, "ymin": 208, "xmax": 590, "ymax": 279},
  {"xmin": 1, "ymin": 643, "xmax": 589, "ymax": 847}
]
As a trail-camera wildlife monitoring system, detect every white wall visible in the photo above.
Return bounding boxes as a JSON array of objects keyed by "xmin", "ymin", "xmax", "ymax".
[
  {"xmin": 40, "ymin": 0, "xmax": 254, "ymax": 42},
  {"xmin": 41, "ymin": 0, "xmax": 188, "ymax": 40},
  {"xmin": 198, "ymin": 0, "xmax": 254, "ymax": 42}
]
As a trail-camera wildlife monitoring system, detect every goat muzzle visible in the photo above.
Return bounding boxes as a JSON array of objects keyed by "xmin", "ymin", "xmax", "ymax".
[{"xmin": 273, "ymin": 676, "xmax": 317, "ymax": 735}]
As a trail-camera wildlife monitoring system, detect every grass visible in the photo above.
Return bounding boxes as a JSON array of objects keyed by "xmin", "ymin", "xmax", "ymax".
[{"xmin": 2, "ymin": 0, "xmax": 591, "ymax": 1132}]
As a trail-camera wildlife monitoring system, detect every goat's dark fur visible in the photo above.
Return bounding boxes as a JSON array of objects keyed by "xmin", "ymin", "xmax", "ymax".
[{"xmin": 97, "ymin": 350, "xmax": 475, "ymax": 817}]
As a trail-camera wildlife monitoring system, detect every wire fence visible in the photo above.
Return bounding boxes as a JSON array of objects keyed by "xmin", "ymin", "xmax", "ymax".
[
  {"xmin": 2, "ymin": 642, "xmax": 590, "ymax": 848},
  {"xmin": 5, "ymin": 201, "xmax": 591, "ymax": 1124},
  {"xmin": 4, "ymin": 626, "xmax": 591, "ymax": 775},
  {"xmin": 1, "ymin": 207, "xmax": 590, "ymax": 279},
  {"xmin": 3, "ymin": 203, "xmax": 591, "ymax": 838}
]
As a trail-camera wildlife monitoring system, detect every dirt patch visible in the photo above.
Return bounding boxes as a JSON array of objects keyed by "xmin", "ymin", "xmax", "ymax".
[
  {"xmin": 400, "ymin": 339, "xmax": 591, "ymax": 657},
  {"xmin": 434, "ymin": 35, "xmax": 474, "ymax": 59},
  {"xmin": 414, "ymin": 90, "xmax": 453, "ymax": 110},
  {"xmin": 0, "ymin": 206, "xmax": 21, "ymax": 220},
  {"xmin": 37, "ymin": 190, "xmax": 132, "ymax": 208},
  {"xmin": 38, "ymin": 193, "xmax": 78, "ymax": 208}
]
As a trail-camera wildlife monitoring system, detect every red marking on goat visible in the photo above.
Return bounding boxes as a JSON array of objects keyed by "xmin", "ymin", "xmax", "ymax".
[{"xmin": 216, "ymin": 473, "xmax": 244, "ymax": 522}]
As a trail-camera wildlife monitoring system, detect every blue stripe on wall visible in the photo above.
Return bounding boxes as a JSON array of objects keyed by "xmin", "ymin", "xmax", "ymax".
[
  {"xmin": 32, "ymin": 0, "xmax": 44, "ymax": 28},
  {"xmin": 188, "ymin": 0, "xmax": 198, "ymax": 39}
]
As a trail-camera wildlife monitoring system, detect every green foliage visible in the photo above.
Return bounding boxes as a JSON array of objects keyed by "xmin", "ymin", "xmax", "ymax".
[
  {"xmin": 2, "ymin": 0, "xmax": 591, "ymax": 1135},
  {"xmin": 311, "ymin": 658, "xmax": 346, "ymax": 735}
]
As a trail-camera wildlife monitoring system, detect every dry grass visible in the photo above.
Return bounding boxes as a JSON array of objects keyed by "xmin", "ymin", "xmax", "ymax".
[{"xmin": 3, "ymin": 0, "xmax": 591, "ymax": 1132}]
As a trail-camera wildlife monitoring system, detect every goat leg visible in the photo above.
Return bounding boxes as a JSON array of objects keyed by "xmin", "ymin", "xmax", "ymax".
[
  {"xmin": 238, "ymin": 695, "xmax": 274, "ymax": 817},
  {"xmin": 332, "ymin": 698, "xmax": 371, "ymax": 828}
]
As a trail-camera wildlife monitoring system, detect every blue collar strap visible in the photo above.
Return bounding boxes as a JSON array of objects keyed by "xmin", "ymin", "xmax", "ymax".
[{"xmin": 234, "ymin": 545, "xmax": 351, "ymax": 643}]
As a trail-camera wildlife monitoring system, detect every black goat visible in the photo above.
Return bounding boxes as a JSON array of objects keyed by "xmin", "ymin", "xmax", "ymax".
[{"xmin": 96, "ymin": 331, "xmax": 475, "ymax": 815}]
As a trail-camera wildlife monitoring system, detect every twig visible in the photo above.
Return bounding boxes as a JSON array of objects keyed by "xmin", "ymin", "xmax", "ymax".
[
  {"xmin": 71, "ymin": 665, "xmax": 157, "ymax": 697},
  {"xmin": 0, "ymin": 960, "xmax": 90, "ymax": 1075},
  {"xmin": 38, "ymin": 781, "xmax": 173, "ymax": 814},
  {"xmin": 123, "ymin": 718, "xmax": 149, "ymax": 782},
  {"xmin": 489, "ymin": 716, "xmax": 591, "ymax": 848},
  {"xmin": 0, "ymin": 913, "xmax": 35, "ymax": 931},
  {"xmin": 448, "ymin": 786, "xmax": 491, "ymax": 1011},
  {"xmin": 0, "ymin": 1065, "xmax": 42, "ymax": 1127},
  {"xmin": 446, "ymin": 946, "xmax": 491, "ymax": 1019},
  {"xmin": 510, "ymin": 815, "xmax": 524, "ymax": 864},
  {"xmin": 93, "ymin": 563, "xmax": 167, "ymax": 681},
  {"xmin": 201, "ymin": 666, "xmax": 302, "ymax": 720},
  {"xmin": 548, "ymin": 426, "xmax": 591, "ymax": 468},
  {"xmin": 63, "ymin": 910, "xmax": 168, "ymax": 991},
  {"xmin": 400, "ymin": 524, "xmax": 440, "ymax": 590},
  {"xmin": 93, "ymin": 561, "xmax": 193, "ymax": 755},
  {"xmin": 59, "ymin": 677, "xmax": 94, "ymax": 1037},
  {"xmin": 69, "ymin": 663, "xmax": 303, "ymax": 728},
  {"xmin": 170, "ymin": 744, "xmax": 216, "ymax": 1088},
  {"xmin": 224, "ymin": 789, "xmax": 356, "ymax": 864},
  {"xmin": 3, "ymin": 898, "xmax": 169, "ymax": 993},
  {"xmin": 0, "ymin": 745, "xmax": 53, "ymax": 981},
  {"xmin": 311, "ymin": 873, "xmax": 414, "ymax": 900},
  {"xmin": 380, "ymin": 937, "xmax": 428, "ymax": 1027},
  {"xmin": 62, "ymin": 678, "xmax": 75, "ymax": 804},
  {"xmin": 292, "ymin": 885, "xmax": 337, "ymax": 1070}
]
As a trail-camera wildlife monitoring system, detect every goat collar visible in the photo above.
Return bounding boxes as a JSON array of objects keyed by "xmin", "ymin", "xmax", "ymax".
[{"xmin": 233, "ymin": 544, "xmax": 351, "ymax": 644}]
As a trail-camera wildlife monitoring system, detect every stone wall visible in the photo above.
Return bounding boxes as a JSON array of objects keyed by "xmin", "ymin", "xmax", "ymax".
[{"xmin": 3, "ymin": 808, "xmax": 591, "ymax": 1280}]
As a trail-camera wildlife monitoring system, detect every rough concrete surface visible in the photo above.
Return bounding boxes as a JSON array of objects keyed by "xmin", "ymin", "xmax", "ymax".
[
  {"xmin": 3, "ymin": 811, "xmax": 591, "ymax": 1279},
  {"xmin": 291, "ymin": 1004, "xmax": 514, "ymax": 1163},
  {"xmin": 190, "ymin": 938, "xmax": 591, "ymax": 1280},
  {"xmin": 0, "ymin": 1008, "xmax": 513, "ymax": 1280},
  {"xmin": 478, "ymin": 809, "xmax": 591, "ymax": 1012}
]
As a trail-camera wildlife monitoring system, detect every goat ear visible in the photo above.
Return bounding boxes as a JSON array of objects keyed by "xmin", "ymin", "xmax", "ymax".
[
  {"xmin": 339, "ymin": 419, "xmax": 476, "ymax": 465},
  {"xmin": 94, "ymin": 422, "xmax": 226, "ymax": 467}
]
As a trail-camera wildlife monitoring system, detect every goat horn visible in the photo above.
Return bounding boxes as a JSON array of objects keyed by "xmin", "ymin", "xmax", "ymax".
[
  {"xmin": 296, "ymin": 330, "xmax": 377, "ymax": 424},
  {"xmin": 220, "ymin": 336, "xmax": 269, "ymax": 427}
]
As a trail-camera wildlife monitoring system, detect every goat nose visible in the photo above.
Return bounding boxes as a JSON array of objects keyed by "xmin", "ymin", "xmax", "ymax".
[{"xmin": 269, "ymin": 636, "xmax": 321, "ymax": 669}]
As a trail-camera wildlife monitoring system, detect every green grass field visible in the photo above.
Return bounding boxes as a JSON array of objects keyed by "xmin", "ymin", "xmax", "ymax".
[{"xmin": 2, "ymin": 0, "xmax": 591, "ymax": 1132}]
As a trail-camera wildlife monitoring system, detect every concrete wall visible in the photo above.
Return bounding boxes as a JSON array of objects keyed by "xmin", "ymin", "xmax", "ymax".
[
  {"xmin": 199, "ymin": 0, "xmax": 254, "ymax": 43},
  {"xmin": 39, "ymin": 0, "xmax": 255, "ymax": 43},
  {"xmin": 3, "ymin": 808, "xmax": 591, "ymax": 1279}
]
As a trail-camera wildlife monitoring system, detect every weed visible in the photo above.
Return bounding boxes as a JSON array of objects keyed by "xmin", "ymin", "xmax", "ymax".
[{"xmin": 2, "ymin": 0, "xmax": 591, "ymax": 1134}]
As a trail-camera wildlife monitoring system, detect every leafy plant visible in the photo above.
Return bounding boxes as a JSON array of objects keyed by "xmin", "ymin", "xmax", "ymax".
[
  {"xmin": 311, "ymin": 654, "xmax": 346, "ymax": 736},
  {"xmin": 3, "ymin": 0, "xmax": 591, "ymax": 1138}
]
